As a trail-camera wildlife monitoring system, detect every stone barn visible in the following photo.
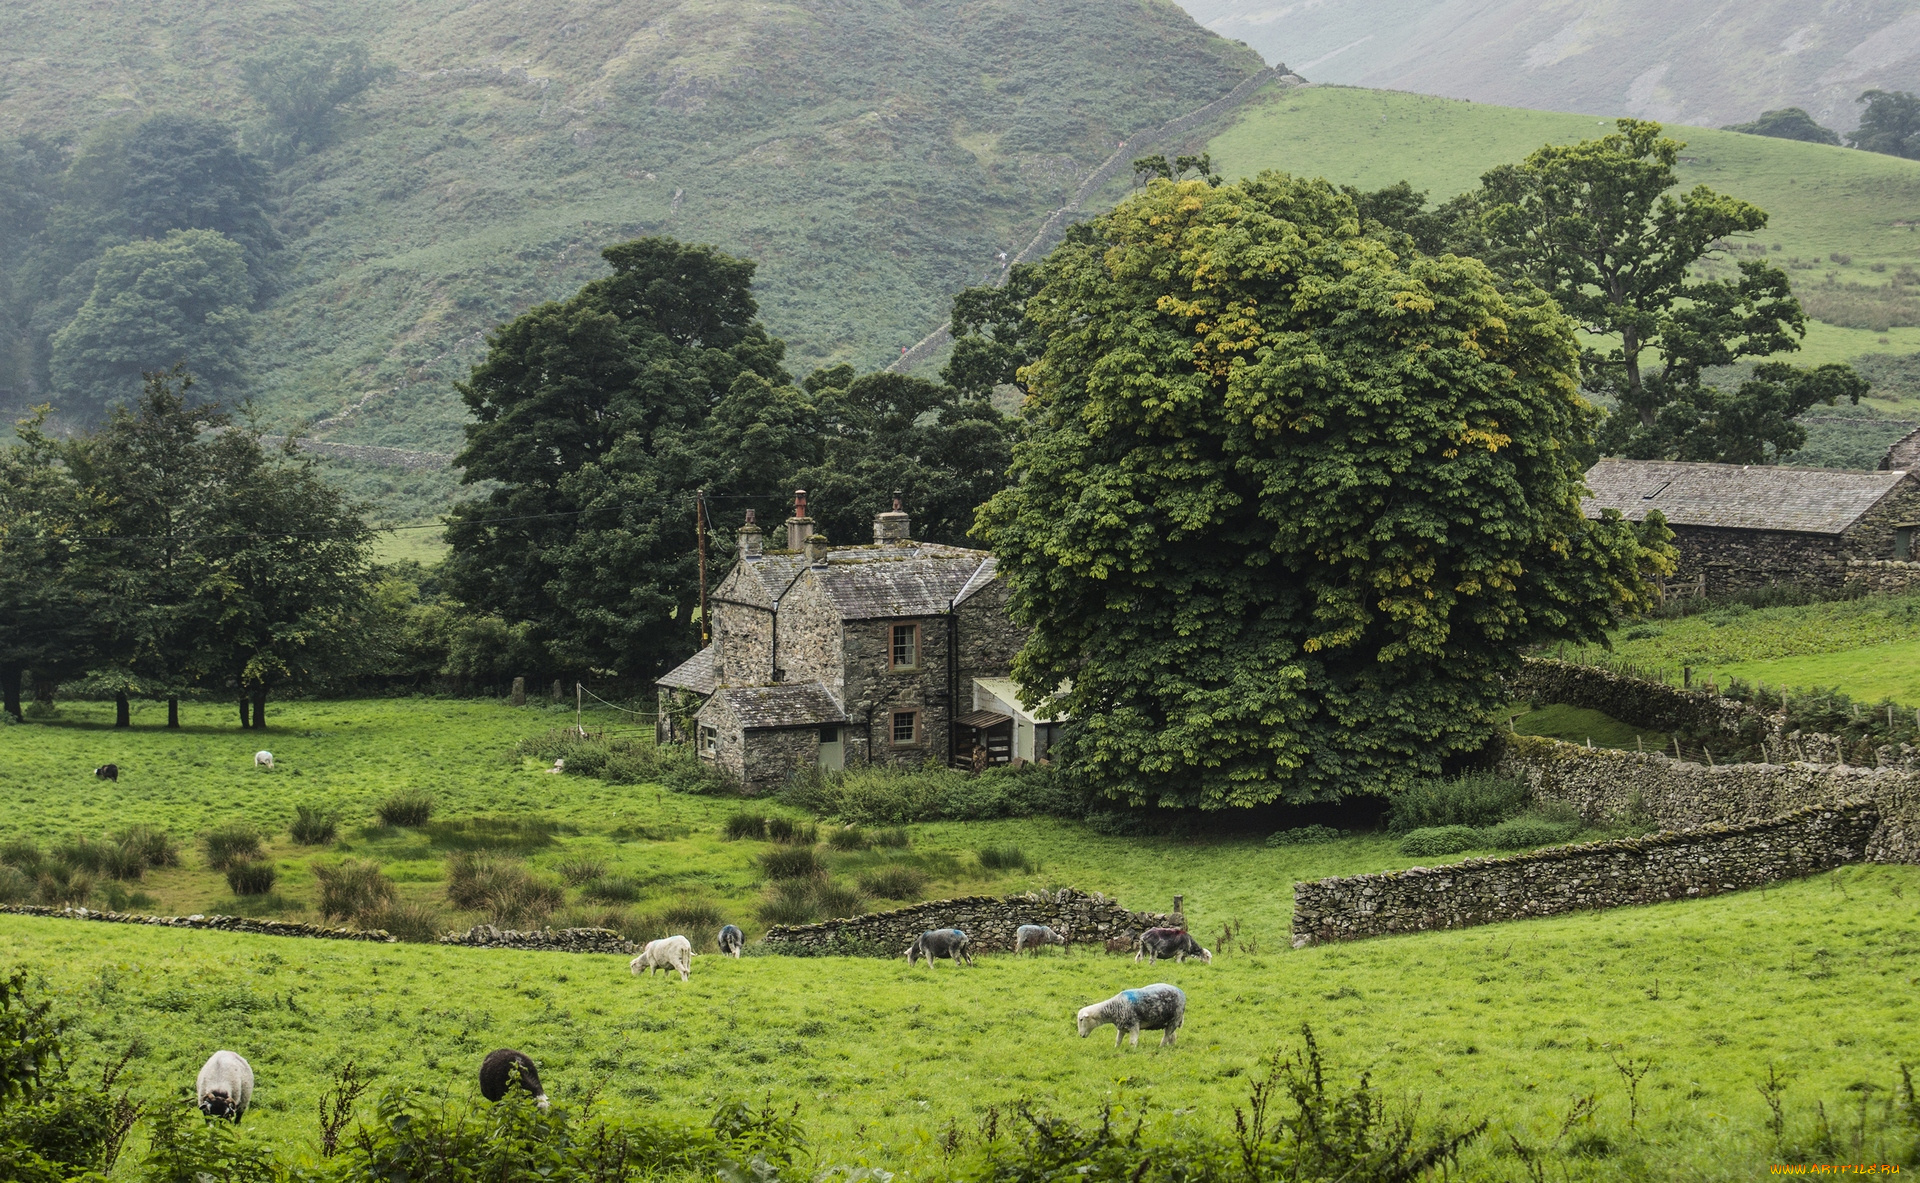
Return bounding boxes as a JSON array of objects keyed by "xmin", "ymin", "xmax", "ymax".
[
  {"xmin": 653, "ymin": 493, "xmax": 1055, "ymax": 793},
  {"xmin": 1582, "ymin": 458, "xmax": 1920, "ymax": 595}
]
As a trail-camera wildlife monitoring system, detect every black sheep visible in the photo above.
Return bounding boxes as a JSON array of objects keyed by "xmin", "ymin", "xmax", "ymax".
[
  {"xmin": 479, "ymin": 1049, "xmax": 549, "ymax": 1110},
  {"xmin": 94, "ymin": 764, "xmax": 118, "ymax": 782}
]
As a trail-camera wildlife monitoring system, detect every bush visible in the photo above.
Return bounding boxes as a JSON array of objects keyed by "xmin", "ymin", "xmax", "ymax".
[
  {"xmin": 723, "ymin": 813, "xmax": 767, "ymax": 841},
  {"xmin": 423, "ymin": 816, "xmax": 557, "ymax": 852},
  {"xmin": 1387, "ymin": 772, "xmax": 1530, "ymax": 834},
  {"xmin": 870, "ymin": 827, "xmax": 911, "ymax": 848},
  {"xmin": 111, "ymin": 825, "xmax": 179, "ymax": 869},
  {"xmin": 0, "ymin": 864, "xmax": 30, "ymax": 903},
  {"xmin": 1266, "ymin": 825, "xmax": 1341, "ymax": 846},
  {"xmin": 554, "ymin": 856, "xmax": 607, "ymax": 886},
  {"xmin": 977, "ymin": 844, "xmax": 1032, "ymax": 872},
  {"xmin": 825, "ymin": 825, "xmax": 869, "ymax": 851},
  {"xmin": 376, "ymin": 791, "xmax": 434, "ymax": 827},
  {"xmin": 1398, "ymin": 826, "xmax": 1480, "ymax": 857},
  {"xmin": 443, "ymin": 852, "xmax": 562, "ymax": 927},
  {"xmin": 857, "ymin": 865, "xmax": 928, "ymax": 900},
  {"xmin": 289, "ymin": 805, "xmax": 339, "ymax": 846},
  {"xmin": 200, "ymin": 824, "xmax": 264, "ymax": 871},
  {"xmin": 580, "ymin": 875, "xmax": 641, "ymax": 904},
  {"xmin": 766, "ymin": 817, "xmax": 817, "ymax": 845},
  {"xmin": 361, "ymin": 901, "xmax": 445, "ymax": 943},
  {"xmin": 313, "ymin": 859, "xmax": 397, "ymax": 921},
  {"xmin": 760, "ymin": 847, "xmax": 821, "ymax": 880},
  {"xmin": 0, "ymin": 837, "xmax": 42, "ymax": 874},
  {"xmin": 1480, "ymin": 815, "xmax": 1580, "ymax": 850},
  {"xmin": 225, "ymin": 861, "xmax": 277, "ymax": 897},
  {"xmin": 813, "ymin": 880, "xmax": 865, "ymax": 919}
]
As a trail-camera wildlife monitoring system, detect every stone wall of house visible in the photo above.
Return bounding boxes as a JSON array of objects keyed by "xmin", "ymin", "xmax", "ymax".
[
  {"xmin": 955, "ymin": 581, "xmax": 1026, "ymax": 682},
  {"xmin": 774, "ymin": 576, "xmax": 843, "ymax": 692},
  {"xmin": 696, "ymin": 692, "xmax": 748, "ymax": 785},
  {"xmin": 439, "ymin": 924, "xmax": 634, "ymax": 953},
  {"xmin": 742, "ymin": 725, "xmax": 820, "ymax": 794},
  {"xmin": 763, "ymin": 888, "xmax": 1176, "ymax": 956},
  {"xmin": 713, "ymin": 599, "xmax": 774, "ymax": 686},
  {"xmin": 841, "ymin": 614, "xmax": 945, "ymax": 773},
  {"xmin": 1841, "ymin": 475, "xmax": 1920, "ymax": 565},
  {"xmin": 1844, "ymin": 560, "xmax": 1920, "ymax": 595},
  {"xmin": 0, "ymin": 904, "xmax": 397, "ymax": 941},
  {"xmin": 1291, "ymin": 800, "xmax": 1878, "ymax": 946},
  {"xmin": 1496, "ymin": 733, "xmax": 1920, "ymax": 863},
  {"xmin": 1670, "ymin": 525, "xmax": 1848, "ymax": 594}
]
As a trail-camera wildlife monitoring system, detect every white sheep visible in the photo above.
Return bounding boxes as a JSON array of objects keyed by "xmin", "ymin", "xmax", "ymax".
[
  {"xmin": 630, "ymin": 934, "xmax": 693, "ymax": 981},
  {"xmin": 1015, "ymin": 924, "xmax": 1069, "ymax": 955},
  {"xmin": 1076, "ymin": 984, "xmax": 1186, "ymax": 1049},
  {"xmin": 254, "ymin": 751, "xmax": 273, "ymax": 770},
  {"xmin": 196, "ymin": 1050, "xmax": 254, "ymax": 1122}
]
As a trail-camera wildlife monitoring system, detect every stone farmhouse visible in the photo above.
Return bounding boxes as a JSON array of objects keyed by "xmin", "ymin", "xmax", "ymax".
[
  {"xmin": 1582, "ymin": 458, "xmax": 1920, "ymax": 595},
  {"xmin": 655, "ymin": 493, "xmax": 1062, "ymax": 792}
]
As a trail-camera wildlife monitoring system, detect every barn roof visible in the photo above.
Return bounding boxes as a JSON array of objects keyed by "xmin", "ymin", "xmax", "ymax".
[
  {"xmin": 718, "ymin": 683, "xmax": 849, "ymax": 729},
  {"xmin": 656, "ymin": 646, "xmax": 716, "ymax": 695},
  {"xmin": 1582, "ymin": 458, "xmax": 1911, "ymax": 535}
]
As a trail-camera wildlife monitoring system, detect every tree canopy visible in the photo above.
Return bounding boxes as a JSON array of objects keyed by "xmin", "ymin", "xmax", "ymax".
[
  {"xmin": 240, "ymin": 38, "xmax": 390, "ymax": 160},
  {"xmin": 1722, "ymin": 108, "xmax": 1841, "ymax": 146},
  {"xmin": 977, "ymin": 172, "xmax": 1674, "ymax": 808},
  {"xmin": 1849, "ymin": 91, "xmax": 1920, "ymax": 159}
]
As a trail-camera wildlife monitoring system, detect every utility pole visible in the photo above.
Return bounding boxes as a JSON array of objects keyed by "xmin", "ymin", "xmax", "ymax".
[{"xmin": 696, "ymin": 488, "xmax": 710, "ymax": 647}]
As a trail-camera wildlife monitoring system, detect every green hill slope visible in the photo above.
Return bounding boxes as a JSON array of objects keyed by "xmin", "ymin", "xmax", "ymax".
[{"xmin": 0, "ymin": 0, "xmax": 1261, "ymax": 457}]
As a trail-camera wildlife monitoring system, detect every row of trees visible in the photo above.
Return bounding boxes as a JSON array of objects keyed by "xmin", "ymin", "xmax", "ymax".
[{"xmin": 1722, "ymin": 90, "xmax": 1920, "ymax": 157}]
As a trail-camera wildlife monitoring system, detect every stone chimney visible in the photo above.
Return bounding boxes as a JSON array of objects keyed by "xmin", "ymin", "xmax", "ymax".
[
  {"xmin": 737, "ymin": 509, "xmax": 762, "ymax": 561},
  {"xmin": 873, "ymin": 492, "xmax": 910, "ymax": 544},
  {"xmin": 785, "ymin": 489, "xmax": 815, "ymax": 551},
  {"xmin": 806, "ymin": 533, "xmax": 831, "ymax": 567}
]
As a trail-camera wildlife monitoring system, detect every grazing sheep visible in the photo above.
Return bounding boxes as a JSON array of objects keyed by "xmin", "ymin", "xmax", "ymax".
[
  {"xmin": 1076, "ymin": 984, "xmax": 1186, "ymax": 1048},
  {"xmin": 1105, "ymin": 929, "xmax": 1138, "ymax": 955},
  {"xmin": 1015, "ymin": 924, "xmax": 1068, "ymax": 955},
  {"xmin": 630, "ymin": 935, "xmax": 693, "ymax": 981},
  {"xmin": 196, "ymin": 1050, "xmax": 254, "ymax": 1122},
  {"xmin": 93, "ymin": 764, "xmax": 118, "ymax": 782},
  {"xmin": 905, "ymin": 928, "xmax": 973, "ymax": 967},
  {"xmin": 1135, "ymin": 927, "xmax": 1211, "ymax": 965},
  {"xmin": 479, "ymin": 1049, "xmax": 549, "ymax": 1110},
  {"xmin": 254, "ymin": 751, "xmax": 273, "ymax": 770},
  {"xmin": 717, "ymin": 924, "xmax": 744, "ymax": 958}
]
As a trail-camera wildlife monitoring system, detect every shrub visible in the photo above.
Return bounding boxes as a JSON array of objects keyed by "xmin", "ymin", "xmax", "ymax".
[
  {"xmin": 813, "ymin": 880, "xmax": 864, "ymax": 920},
  {"xmin": 553, "ymin": 856, "xmax": 607, "ymax": 886},
  {"xmin": 1480, "ymin": 816, "xmax": 1580, "ymax": 851},
  {"xmin": 1266, "ymin": 825, "xmax": 1341, "ymax": 846},
  {"xmin": 313, "ymin": 859, "xmax": 397, "ymax": 921},
  {"xmin": 580, "ymin": 875, "xmax": 641, "ymax": 904},
  {"xmin": 723, "ymin": 813, "xmax": 767, "ymax": 841},
  {"xmin": 361, "ymin": 901, "xmax": 445, "ymax": 943},
  {"xmin": 112, "ymin": 825, "xmax": 179, "ymax": 869},
  {"xmin": 1387, "ymin": 772, "xmax": 1530, "ymax": 834},
  {"xmin": 376, "ymin": 791, "xmax": 434, "ymax": 827},
  {"xmin": 766, "ymin": 817, "xmax": 817, "ymax": 845},
  {"xmin": 976, "ymin": 844, "xmax": 1031, "ymax": 872},
  {"xmin": 443, "ymin": 851, "xmax": 562, "ymax": 927},
  {"xmin": 857, "ymin": 865, "xmax": 928, "ymax": 900},
  {"xmin": 289, "ymin": 805, "xmax": 339, "ymax": 846},
  {"xmin": 0, "ymin": 864, "xmax": 30, "ymax": 903},
  {"xmin": 201, "ymin": 824, "xmax": 264, "ymax": 871},
  {"xmin": 869, "ymin": 827, "xmax": 911, "ymax": 848},
  {"xmin": 825, "ymin": 826, "xmax": 869, "ymax": 851},
  {"xmin": 35, "ymin": 868, "xmax": 92, "ymax": 906},
  {"xmin": 0, "ymin": 837, "xmax": 43, "ymax": 874},
  {"xmin": 225, "ymin": 861, "xmax": 278, "ymax": 897},
  {"xmin": 760, "ymin": 847, "xmax": 821, "ymax": 880},
  {"xmin": 1398, "ymin": 826, "xmax": 1480, "ymax": 857},
  {"xmin": 757, "ymin": 880, "xmax": 818, "ymax": 926}
]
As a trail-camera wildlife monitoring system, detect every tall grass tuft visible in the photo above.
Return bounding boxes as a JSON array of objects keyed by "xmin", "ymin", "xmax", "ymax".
[
  {"xmin": 0, "ymin": 865, "xmax": 30, "ymax": 904},
  {"xmin": 226, "ymin": 861, "xmax": 278, "ymax": 897},
  {"xmin": 766, "ymin": 817, "xmax": 817, "ymax": 846},
  {"xmin": 757, "ymin": 879, "xmax": 819, "ymax": 926},
  {"xmin": 361, "ymin": 901, "xmax": 445, "ymax": 943},
  {"xmin": 290, "ymin": 805, "xmax": 340, "ymax": 846},
  {"xmin": 825, "ymin": 826, "xmax": 869, "ymax": 851},
  {"xmin": 0, "ymin": 837, "xmax": 42, "ymax": 875},
  {"xmin": 443, "ymin": 852, "xmax": 563, "ymax": 928},
  {"xmin": 201, "ymin": 824, "xmax": 265, "ymax": 871},
  {"xmin": 634, "ymin": 895, "xmax": 726, "ymax": 941},
  {"xmin": 580, "ymin": 875, "xmax": 641, "ymax": 904},
  {"xmin": 553, "ymin": 856, "xmax": 607, "ymax": 886},
  {"xmin": 858, "ymin": 865, "xmax": 927, "ymax": 901},
  {"xmin": 376, "ymin": 791, "xmax": 434, "ymax": 827},
  {"xmin": 112, "ymin": 825, "xmax": 180, "ymax": 870},
  {"xmin": 36, "ymin": 867, "xmax": 93, "ymax": 906},
  {"xmin": 313, "ymin": 859, "xmax": 397, "ymax": 921},
  {"xmin": 723, "ymin": 813, "xmax": 768, "ymax": 841},
  {"xmin": 760, "ymin": 847, "xmax": 821, "ymax": 880},
  {"xmin": 976, "ymin": 845, "xmax": 1032, "ymax": 872},
  {"xmin": 869, "ymin": 827, "xmax": 911, "ymax": 849},
  {"xmin": 813, "ymin": 880, "xmax": 865, "ymax": 920}
]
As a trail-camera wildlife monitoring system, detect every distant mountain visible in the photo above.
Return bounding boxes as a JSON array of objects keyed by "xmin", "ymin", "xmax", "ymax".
[
  {"xmin": 0, "ymin": 0, "xmax": 1260, "ymax": 461},
  {"xmin": 1178, "ymin": 0, "xmax": 1920, "ymax": 133}
]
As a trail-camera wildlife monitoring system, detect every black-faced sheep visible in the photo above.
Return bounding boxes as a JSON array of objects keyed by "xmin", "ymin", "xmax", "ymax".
[
  {"xmin": 479, "ymin": 1048, "xmax": 549, "ymax": 1110},
  {"xmin": 1015, "ymin": 924, "xmax": 1068, "ymax": 955},
  {"xmin": 196, "ymin": 1050, "xmax": 254, "ymax": 1122},
  {"xmin": 1135, "ymin": 927, "xmax": 1211, "ymax": 965},
  {"xmin": 254, "ymin": 750, "xmax": 273, "ymax": 770},
  {"xmin": 94, "ymin": 764, "xmax": 118, "ymax": 782},
  {"xmin": 717, "ymin": 924, "xmax": 744, "ymax": 958},
  {"xmin": 905, "ymin": 928, "xmax": 973, "ymax": 967},
  {"xmin": 630, "ymin": 935, "xmax": 693, "ymax": 981},
  {"xmin": 1076, "ymin": 984, "xmax": 1186, "ymax": 1048}
]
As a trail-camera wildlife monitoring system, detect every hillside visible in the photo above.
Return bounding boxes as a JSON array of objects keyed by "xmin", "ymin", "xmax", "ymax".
[
  {"xmin": 1179, "ymin": 0, "xmax": 1920, "ymax": 132},
  {"xmin": 0, "ymin": 0, "xmax": 1261, "ymax": 464}
]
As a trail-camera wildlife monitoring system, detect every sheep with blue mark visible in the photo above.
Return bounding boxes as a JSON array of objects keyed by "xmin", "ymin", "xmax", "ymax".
[
  {"xmin": 1077, "ymin": 984, "xmax": 1186, "ymax": 1048},
  {"xmin": 905, "ymin": 928, "xmax": 973, "ymax": 967}
]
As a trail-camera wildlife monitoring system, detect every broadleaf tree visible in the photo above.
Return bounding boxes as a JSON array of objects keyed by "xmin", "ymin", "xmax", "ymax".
[{"xmin": 977, "ymin": 173, "xmax": 1675, "ymax": 808}]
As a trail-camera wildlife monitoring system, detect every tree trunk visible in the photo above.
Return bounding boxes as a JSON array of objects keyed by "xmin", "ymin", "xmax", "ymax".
[
  {"xmin": 251, "ymin": 686, "xmax": 267, "ymax": 731},
  {"xmin": 33, "ymin": 678, "xmax": 54, "ymax": 705},
  {"xmin": 1, "ymin": 665, "xmax": 20, "ymax": 722},
  {"xmin": 238, "ymin": 696, "xmax": 252, "ymax": 729},
  {"xmin": 115, "ymin": 692, "xmax": 130, "ymax": 728},
  {"xmin": 167, "ymin": 697, "xmax": 180, "ymax": 729}
]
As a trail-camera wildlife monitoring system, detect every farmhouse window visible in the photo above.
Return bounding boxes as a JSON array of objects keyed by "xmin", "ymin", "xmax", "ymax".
[
  {"xmin": 1898, "ymin": 526, "xmax": 1915, "ymax": 561},
  {"xmin": 890, "ymin": 622, "xmax": 920, "ymax": 669},
  {"xmin": 699, "ymin": 726, "xmax": 718, "ymax": 757},
  {"xmin": 891, "ymin": 710, "xmax": 918, "ymax": 744}
]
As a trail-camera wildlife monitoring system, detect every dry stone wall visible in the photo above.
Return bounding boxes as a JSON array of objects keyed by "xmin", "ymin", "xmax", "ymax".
[
  {"xmin": 764, "ymin": 888, "xmax": 1174, "ymax": 956},
  {"xmin": 1292, "ymin": 801, "xmax": 1878, "ymax": 947},
  {"xmin": 0, "ymin": 904, "xmax": 396, "ymax": 941},
  {"xmin": 1845, "ymin": 560, "xmax": 1920, "ymax": 595},
  {"xmin": 439, "ymin": 924, "xmax": 634, "ymax": 954},
  {"xmin": 1509, "ymin": 657, "xmax": 1761, "ymax": 740}
]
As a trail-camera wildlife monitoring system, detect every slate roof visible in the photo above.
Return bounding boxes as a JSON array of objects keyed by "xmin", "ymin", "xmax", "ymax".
[
  {"xmin": 718, "ymin": 683, "xmax": 848, "ymax": 729},
  {"xmin": 1583, "ymin": 458, "xmax": 1911, "ymax": 535},
  {"xmin": 656, "ymin": 646, "xmax": 716, "ymax": 695},
  {"xmin": 813, "ymin": 552, "xmax": 992, "ymax": 619}
]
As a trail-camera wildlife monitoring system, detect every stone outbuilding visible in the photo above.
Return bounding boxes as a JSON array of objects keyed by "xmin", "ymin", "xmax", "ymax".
[
  {"xmin": 1582, "ymin": 458, "xmax": 1920, "ymax": 595},
  {"xmin": 654, "ymin": 492, "xmax": 1051, "ymax": 793}
]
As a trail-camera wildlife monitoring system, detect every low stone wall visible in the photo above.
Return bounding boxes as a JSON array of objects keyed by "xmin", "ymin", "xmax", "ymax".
[
  {"xmin": 0, "ymin": 904, "xmax": 396, "ymax": 941},
  {"xmin": 764, "ymin": 888, "xmax": 1173, "ymax": 957},
  {"xmin": 438, "ymin": 924, "xmax": 634, "ymax": 954},
  {"xmin": 1509, "ymin": 657, "xmax": 1759, "ymax": 739},
  {"xmin": 1497, "ymin": 733, "xmax": 1920, "ymax": 863},
  {"xmin": 1291, "ymin": 800, "xmax": 1878, "ymax": 947},
  {"xmin": 1845, "ymin": 560, "xmax": 1920, "ymax": 596}
]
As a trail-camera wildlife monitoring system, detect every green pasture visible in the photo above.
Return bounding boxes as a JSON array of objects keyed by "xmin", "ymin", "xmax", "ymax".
[{"xmin": 1507, "ymin": 703, "xmax": 1670, "ymax": 753}]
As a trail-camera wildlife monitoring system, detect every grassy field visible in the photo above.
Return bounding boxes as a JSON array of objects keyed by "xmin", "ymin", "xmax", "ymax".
[{"xmin": 1508, "ymin": 703, "xmax": 1670, "ymax": 753}]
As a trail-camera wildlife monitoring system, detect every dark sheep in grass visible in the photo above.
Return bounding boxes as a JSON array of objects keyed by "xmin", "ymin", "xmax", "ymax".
[
  {"xmin": 905, "ymin": 928, "xmax": 973, "ymax": 967},
  {"xmin": 1135, "ymin": 927, "xmax": 1211, "ymax": 965},
  {"xmin": 1077, "ymin": 984, "xmax": 1186, "ymax": 1048},
  {"xmin": 479, "ymin": 1049, "xmax": 549, "ymax": 1110},
  {"xmin": 1015, "ymin": 924, "xmax": 1068, "ymax": 955},
  {"xmin": 197, "ymin": 1050, "xmax": 254, "ymax": 1122},
  {"xmin": 94, "ymin": 764, "xmax": 118, "ymax": 782},
  {"xmin": 717, "ymin": 924, "xmax": 744, "ymax": 958}
]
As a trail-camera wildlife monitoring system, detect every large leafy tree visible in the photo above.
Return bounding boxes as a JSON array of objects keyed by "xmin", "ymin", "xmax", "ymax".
[
  {"xmin": 1473, "ymin": 120, "xmax": 1863, "ymax": 462},
  {"xmin": 1723, "ymin": 108, "xmax": 1841, "ymax": 147},
  {"xmin": 240, "ymin": 38, "xmax": 391, "ymax": 160},
  {"xmin": 1848, "ymin": 91, "xmax": 1920, "ymax": 160},
  {"xmin": 0, "ymin": 409, "xmax": 97, "ymax": 721},
  {"xmin": 978, "ymin": 173, "xmax": 1673, "ymax": 808},
  {"xmin": 119, "ymin": 114, "xmax": 279, "ymax": 294}
]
